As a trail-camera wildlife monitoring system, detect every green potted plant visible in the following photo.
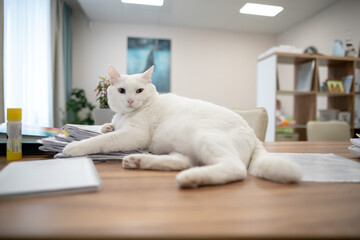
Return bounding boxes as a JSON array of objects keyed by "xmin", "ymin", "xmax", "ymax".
[
  {"xmin": 66, "ymin": 88, "xmax": 95, "ymax": 125},
  {"xmin": 93, "ymin": 76, "xmax": 115, "ymax": 125}
]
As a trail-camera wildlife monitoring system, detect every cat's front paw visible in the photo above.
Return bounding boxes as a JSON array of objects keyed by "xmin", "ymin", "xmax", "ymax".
[
  {"xmin": 101, "ymin": 123, "xmax": 114, "ymax": 133},
  {"xmin": 63, "ymin": 141, "xmax": 88, "ymax": 156},
  {"xmin": 122, "ymin": 155, "xmax": 141, "ymax": 169}
]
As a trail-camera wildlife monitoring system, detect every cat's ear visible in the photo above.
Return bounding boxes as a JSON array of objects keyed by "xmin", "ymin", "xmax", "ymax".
[
  {"xmin": 142, "ymin": 65, "xmax": 154, "ymax": 83},
  {"xmin": 108, "ymin": 65, "xmax": 121, "ymax": 85}
]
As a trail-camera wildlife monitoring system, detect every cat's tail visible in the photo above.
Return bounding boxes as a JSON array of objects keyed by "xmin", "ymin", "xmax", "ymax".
[{"xmin": 248, "ymin": 140, "xmax": 302, "ymax": 183}]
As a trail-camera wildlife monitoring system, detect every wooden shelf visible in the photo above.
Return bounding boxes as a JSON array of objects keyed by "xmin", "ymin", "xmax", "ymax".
[
  {"xmin": 317, "ymin": 92, "xmax": 354, "ymax": 97},
  {"xmin": 278, "ymin": 91, "xmax": 354, "ymax": 97},
  {"xmin": 257, "ymin": 52, "xmax": 359, "ymax": 141},
  {"xmin": 277, "ymin": 90, "xmax": 316, "ymax": 96},
  {"xmin": 317, "ymin": 55, "xmax": 360, "ymax": 64}
]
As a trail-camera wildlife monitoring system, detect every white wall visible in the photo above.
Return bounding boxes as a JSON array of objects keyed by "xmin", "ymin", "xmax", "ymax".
[
  {"xmin": 72, "ymin": 9, "xmax": 275, "ymax": 110},
  {"xmin": 277, "ymin": 0, "xmax": 360, "ymax": 55}
]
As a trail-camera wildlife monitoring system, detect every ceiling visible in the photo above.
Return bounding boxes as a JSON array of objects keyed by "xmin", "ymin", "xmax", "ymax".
[{"xmin": 76, "ymin": 0, "xmax": 339, "ymax": 34}]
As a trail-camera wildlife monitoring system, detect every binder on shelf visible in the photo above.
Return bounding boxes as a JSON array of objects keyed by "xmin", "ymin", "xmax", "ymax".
[
  {"xmin": 296, "ymin": 60, "xmax": 315, "ymax": 92},
  {"xmin": 342, "ymin": 75, "xmax": 353, "ymax": 93}
]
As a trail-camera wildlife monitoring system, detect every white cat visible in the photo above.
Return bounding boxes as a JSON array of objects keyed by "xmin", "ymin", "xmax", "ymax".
[{"xmin": 63, "ymin": 65, "xmax": 302, "ymax": 188}]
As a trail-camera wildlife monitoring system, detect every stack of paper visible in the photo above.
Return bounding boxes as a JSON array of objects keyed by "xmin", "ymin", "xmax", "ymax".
[
  {"xmin": 39, "ymin": 124, "xmax": 148, "ymax": 161},
  {"xmin": 54, "ymin": 151, "xmax": 146, "ymax": 161},
  {"xmin": 63, "ymin": 124, "xmax": 102, "ymax": 140},
  {"xmin": 40, "ymin": 136, "xmax": 68, "ymax": 152},
  {"xmin": 348, "ymin": 134, "xmax": 360, "ymax": 157},
  {"xmin": 38, "ymin": 124, "xmax": 102, "ymax": 153}
]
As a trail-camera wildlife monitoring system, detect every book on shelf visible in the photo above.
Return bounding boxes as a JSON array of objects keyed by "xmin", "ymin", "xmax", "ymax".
[
  {"xmin": 355, "ymin": 69, "xmax": 360, "ymax": 93},
  {"xmin": 296, "ymin": 60, "xmax": 315, "ymax": 92},
  {"xmin": 342, "ymin": 75, "xmax": 353, "ymax": 93}
]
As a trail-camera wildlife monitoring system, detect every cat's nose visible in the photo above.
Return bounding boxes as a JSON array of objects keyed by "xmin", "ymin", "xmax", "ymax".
[{"xmin": 127, "ymin": 99, "xmax": 134, "ymax": 105}]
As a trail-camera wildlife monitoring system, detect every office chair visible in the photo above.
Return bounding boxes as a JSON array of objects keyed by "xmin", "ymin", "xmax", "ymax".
[
  {"xmin": 233, "ymin": 108, "xmax": 268, "ymax": 141},
  {"xmin": 306, "ymin": 121, "xmax": 350, "ymax": 141}
]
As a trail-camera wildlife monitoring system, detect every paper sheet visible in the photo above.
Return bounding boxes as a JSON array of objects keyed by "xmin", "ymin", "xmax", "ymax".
[{"xmin": 270, "ymin": 153, "xmax": 360, "ymax": 182}]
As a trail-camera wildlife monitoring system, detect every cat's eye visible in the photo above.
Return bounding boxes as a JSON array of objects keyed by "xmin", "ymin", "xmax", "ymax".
[
  {"xmin": 118, "ymin": 88, "xmax": 126, "ymax": 94},
  {"xmin": 136, "ymin": 88, "xmax": 144, "ymax": 94}
]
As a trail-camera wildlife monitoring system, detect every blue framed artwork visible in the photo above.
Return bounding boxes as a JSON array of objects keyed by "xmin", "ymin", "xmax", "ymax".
[{"xmin": 127, "ymin": 37, "xmax": 171, "ymax": 93}]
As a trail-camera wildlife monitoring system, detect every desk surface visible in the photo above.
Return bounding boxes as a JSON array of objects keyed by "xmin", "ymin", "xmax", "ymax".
[{"xmin": 0, "ymin": 141, "xmax": 359, "ymax": 239}]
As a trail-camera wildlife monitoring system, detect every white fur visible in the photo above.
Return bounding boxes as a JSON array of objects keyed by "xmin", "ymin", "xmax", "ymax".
[{"xmin": 63, "ymin": 65, "xmax": 302, "ymax": 188}]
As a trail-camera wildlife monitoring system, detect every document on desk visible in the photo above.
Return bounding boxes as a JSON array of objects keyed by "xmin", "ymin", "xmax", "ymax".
[
  {"xmin": 38, "ymin": 124, "xmax": 148, "ymax": 161},
  {"xmin": 270, "ymin": 153, "xmax": 360, "ymax": 182},
  {"xmin": 0, "ymin": 157, "xmax": 102, "ymax": 198}
]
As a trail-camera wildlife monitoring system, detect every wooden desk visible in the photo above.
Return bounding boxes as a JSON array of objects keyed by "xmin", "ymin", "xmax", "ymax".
[{"xmin": 0, "ymin": 142, "xmax": 359, "ymax": 239}]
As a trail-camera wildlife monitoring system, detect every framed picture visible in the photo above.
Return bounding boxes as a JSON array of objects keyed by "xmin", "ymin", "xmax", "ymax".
[
  {"xmin": 338, "ymin": 111, "xmax": 351, "ymax": 124},
  {"xmin": 326, "ymin": 80, "xmax": 345, "ymax": 93},
  {"xmin": 127, "ymin": 37, "xmax": 171, "ymax": 93}
]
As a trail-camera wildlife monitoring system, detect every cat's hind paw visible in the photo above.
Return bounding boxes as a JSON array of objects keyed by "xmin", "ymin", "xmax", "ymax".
[
  {"xmin": 176, "ymin": 169, "xmax": 201, "ymax": 188},
  {"xmin": 101, "ymin": 123, "xmax": 114, "ymax": 133},
  {"xmin": 122, "ymin": 155, "xmax": 141, "ymax": 169}
]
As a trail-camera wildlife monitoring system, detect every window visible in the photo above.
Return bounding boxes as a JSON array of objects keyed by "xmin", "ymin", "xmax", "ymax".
[{"xmin": 4, "ymin": 0, "xmax": 52, "ymax": 127}]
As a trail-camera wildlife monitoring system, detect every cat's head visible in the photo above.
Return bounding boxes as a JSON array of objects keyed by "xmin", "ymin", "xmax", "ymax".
[{"xmin": 106, "ymin": 65, "xmax": 158, "ymax": 113}]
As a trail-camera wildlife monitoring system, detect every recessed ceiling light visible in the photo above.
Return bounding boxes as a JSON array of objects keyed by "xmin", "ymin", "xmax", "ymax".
[
  {"xmin": 239, "ymin": 3, "xmax": 283, "ymax": 17},
  {"xmin": 121, "ymin": 0, "xmax": 164, "ymax": 6}
]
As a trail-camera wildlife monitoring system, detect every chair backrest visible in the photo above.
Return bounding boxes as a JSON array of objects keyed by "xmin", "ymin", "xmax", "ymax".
[
  {"xmin": 306, "ymin": 121, "xmax": 350, "ymax": 141},
  {"xmin": 233, "ymin": 108, "xmax": 268, "ymax": 141}
]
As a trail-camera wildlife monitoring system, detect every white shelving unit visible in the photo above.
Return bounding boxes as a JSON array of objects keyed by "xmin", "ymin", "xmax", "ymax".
[{"xmin": 257, "ymin": 52, "xmax": 360, "ymax": 142}]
